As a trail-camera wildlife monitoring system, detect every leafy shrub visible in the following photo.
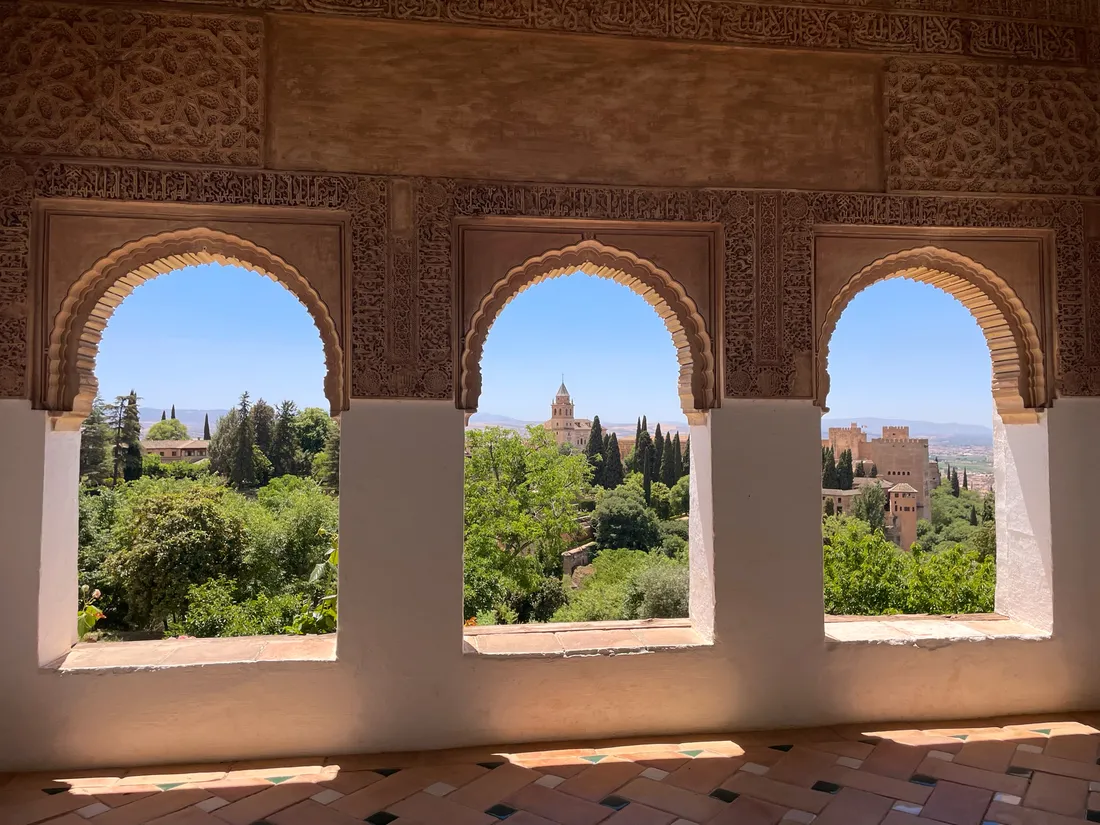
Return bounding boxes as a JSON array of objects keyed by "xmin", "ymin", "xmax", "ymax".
[
  {"xmin": 553, "ymin": 549, "xmax": 688, "ymax": 622},
  {"xmin": 592, "ymin": 487, "xmax": 660, "ymax": 552},
  {"xmin": 171, "ymin": 578, "xmax": 306, "ymax": 637},
  {"xmin": 669, "ymin": 475, "xmax": 690, "ymax": 517},
  {"xmin": 623, "ymin": 562, "xmax": 689, "ymax": 619}
]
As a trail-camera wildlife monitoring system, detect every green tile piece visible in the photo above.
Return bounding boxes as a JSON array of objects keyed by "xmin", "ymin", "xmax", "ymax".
[
  {"xmin": 267, "ymin": 776, "xmax": 294, "ymax": 784},
  {"xmin": 950, "ymin": 734, "xmax": 969, "ymax": 741},
  {"xmin": 581, "ymin": 755, "xmax": 607, "ymax": 764},
  {"xmin": 1031, "ymin": 728, "xmax": 1052, "ymax": 735},
  {"xmin": 156, "ymin": 783, "xmax": 186, "ymax": 791},
  {"xmin": 680, "ymin": 750, "xmax": 704, "ymax": 757}
]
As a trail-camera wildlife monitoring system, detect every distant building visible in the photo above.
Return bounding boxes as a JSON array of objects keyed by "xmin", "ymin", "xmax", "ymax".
[
  {"xmin": 544, "ymin": 381, "xmax": 592, "ymax": 449},
  {"xmin": 141, "ymin": 439, "xmax": 209, "ymax": 463},
  {"xmin": 822, "ymin": 476, "xmax": 919, "ymax": 550}
]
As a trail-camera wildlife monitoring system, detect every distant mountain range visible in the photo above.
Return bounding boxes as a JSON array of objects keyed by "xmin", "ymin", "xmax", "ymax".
[{"xmin": 822, "ymin": 417, "xmax": 993, "ymax": 445}]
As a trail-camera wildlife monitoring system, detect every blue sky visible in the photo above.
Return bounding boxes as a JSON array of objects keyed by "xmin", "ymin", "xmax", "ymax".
[{"xmin": 96, "ymin": 265, "xmax": 994, "ymax": 427}]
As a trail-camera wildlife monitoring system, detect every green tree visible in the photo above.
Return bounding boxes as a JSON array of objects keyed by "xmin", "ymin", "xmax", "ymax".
[
  {"xmin": 108, "ymin": 481, "xmax": 247, "ymax": 630},
  {"xmin": 652, "ymin": 424, "xmax": 664, "ymax": 482},
  {"xmin": 823, "ymin": 516, "xmax": 905, "ymax": 615},
  {"xmin": 870, "ymin": 463, "xmax": 878, "ymax": 478},
  {"xmin": 854, "ymin": 462, "xmax": 866, "ymax": 477},
  {"xmin": 230, "ymin": 393, "xmax": 258, "ymax": 488},
  {"xmin": 552, "ymin": 549, "xmax": 686, "ymax": 622},
  {"xmin": 969, "ymin": 505, "xmax": 978, "ymax": 526},
  {"xmin": 837, "ymin": 448, "xmax": 854, "ymax": 490},
  {"xmin": 649, "ymin": 481, "xmax": 671, "ymax": 519},
  {"xmin": 146, "ymin": 418, "xmax": 189, "ymax": 440},
  {"xmin": 251, "ymin": 398, "xmax": 276, "ymax": 458},
  {"xmin": 79, "ymin": 396, "xmax": 112, "ymax": 485},
  {"xmin": 822, "ymin": 448, "xmax": 839, "ymax": 489},
  {"xmin": 671, "ymin": 432, "xmax": 683, "ymax": 479},
  {"xmin": 108, "ymin": 391, "xmax": 143, "ymax": 484},
  {"xmin": 824, "ymin": 498, "xmax": 835, "ymax": 517},
  {"xmin": 950, "ymin": 467, "xmax": 961, "ymax": 497},
  {"xmin": 602, "ymin": 432, "xmax": 624, "ymax": 489},
  {"xmin": 203, "ymin": 414, "xmax": 211, "ymax": 440},
  {"xmin": 311, "ymin": 420, "xmax": 341, "ymax": 493},
  {"xmin": 296, "ymin": 407, "xmax": 335, "ymax": 460},
  {"xmin": 161, "ymin": 410, "xmax": 166, "ymax": 421},
  {"xmin": 207, "ymin": 408, "xmax": 239, "ymax": 478},
  {"xmin": 661, "ymin": 433, "xmax": 678, "ymax": 487},
  {"xmin": 170, "ymin": 404, "xmax": 176, "ymax": 419},
  {"xmin": 962, "ymin": 468, "xmax": 969, "ymax": 490},
  {"xmin": 683, "ymin": 438, "xmax": 690, "ymax": 477},
  {"xmin": 982, "ymin": 490, "xmax": 995, "ymax": 523},
  {"xmin": 270, "ymin": 401, "xmax": 306, "ymax": 477},
  {"xmin": 592, "ymin": 485, "xmax": 660, "ymax": 552},
  {"xmin": 585, "ymin": 415, "xmax": 605, "ymax": 485},
  {"xmin": 670, "ymin": 474, "xmax": 690, "ymax": 517},
  {"xmin": 851, "ymin": 481, "xmax": 887, "ymax": 533}
]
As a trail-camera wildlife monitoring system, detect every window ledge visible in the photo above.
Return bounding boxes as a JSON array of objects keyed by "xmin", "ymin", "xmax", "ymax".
[
  {"xmin": 47, "ymin": 633, "xmax": 337, "ymax": 673},
  {"xmin": 825, "ymin": 614, "xmax": 1049, "ymax": 646},
  {"xmin": 463, "ymin": 618, "xmax": 709, "ymax": 658}
]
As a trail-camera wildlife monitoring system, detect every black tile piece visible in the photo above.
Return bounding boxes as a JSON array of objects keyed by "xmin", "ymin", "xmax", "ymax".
[
  {"xmin": 363, "ymin": 813, "xmax": 399, "ymax": 825},
  {"xmin": 909, "ymin": 774, "xmax": 938, "ymax": 787},
  {"xmin": 708, "ymin": 788, "xmax": 739, "ymax": 803},
  {"xmin": 811, "ymin": 780, "xmax": 842, "ymax": 794},
  {"xmin": 768, "ymin": 744, "xmax": 793, "ymax": 752},
  {"xmin": 485, "ymin": 803, "xmax": 518, "ymax": 820},
  {"xmin": 599, "ymin": 796, "xmax": 631, "ymax": 810},
  {"xmin": 1006, "ymin": 766, "xmax": 1033, "ymax": 778},
  {"xmin": 372, "ymin": 768, "xmax": 401, "ymax": 777},
  {"xmin": 41, "ymin": 787, "xmax": 70, "ymax": 795},
  {"xmin": 477, "ymin": 761, "xmax": 506, "ymax": 770},
  {"xmin": 1088, "ymin": 812, "xmax": 1100, "ymax": 823},
  {"xmin": 858, "ymin": 737, "xmax": 881, "ymax": 745}
]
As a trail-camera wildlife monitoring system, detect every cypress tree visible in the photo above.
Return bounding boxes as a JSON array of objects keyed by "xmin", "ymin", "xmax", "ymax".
[
  {"xmin": 585, "ymin": 415, "xmax": 605, "ymax": 485},
  {"xmin": 652, "ymin": 424, "xmax": 663, "ymax": 482},
  {"xmin": 822, "ymin": 448, "xmax": 839, "ymax": 489},
  {"xmin": 661, "ymin": 434, "xmax": 677, "ymax": 487},
  {"xmin": 269, "ymin": 400, "xmax": 303, "ymax": 477},
  {"xmin": 824, "ymin": 498, "xmax": 835, "ymax": 517},
  {"xmin": 170, "ymin": 404, "xmax": 176, "ymax": 419},
  {"xmin": 641, "ymin": 415, "xmax": 647, "ymax": 436},
  {"xmin": 251, "ymin": 398, "xmax": 276, "ymax": 458},
  {"xmin": 79, "ymin": 396, "xmax": 112, "ymax": 485},
  {"xmin": 950, "ymin": 467, "xmax": 961, "ymax": 497},
  {"xmin": 602, "ymin": 433, "xmax": 624, "ymax": 488},
  {"xmin": 683, "ymin": 439, "xmax": 690, "ymax": 477},
  {"xmin": 962, "ymin": 468, "xmax": 969, "ymax": 489},
  {"xmin": 230, "ymin": 392, "xmax": 257, "ymax": 488},
  {"xmin": 837, "ymin": 448, "xmax": 854, "ymax": 490},
  {"xmin": 854, "ymin": 462, "xmax": 866, "ymax": 477},
  {"xmin": 121, "ymin": 391, "xmax": 143, "ymax": 482},
  {"xmin": 161, "ymin": 410, "xmax": 166, "ymax": 421},
  {"xmin": 870, "ymin": 463, "xmax": 878, "ymax": 478},
  {"xmin": 969, "ymin": 505, "xmax": 978, "ymax": 526},
  {"xmin": 203, "ymin": 413, "xmax": 211, "ymax": 440},
  {"xmin": 982, "ymin": 491, "xmax": 995, "ymax": 523},
  {"xmin": 671, "ymin": 432, "xmax": 683, "ymax": 479},
  {"xmin": 642, "ymin": 458, "xmax": 652, "ymax": 504}
]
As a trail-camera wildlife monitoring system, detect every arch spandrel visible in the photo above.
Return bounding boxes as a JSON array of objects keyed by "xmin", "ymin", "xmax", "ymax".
[
  {"xmin": 817, "ymin": 246, "xmax": 1047, "ymax": 424},
  {"xmin": 460, "ymin": 240, "xmax": 716, "ymax": 417},
  {"xmin": 45, "ymin": 227, "xmax": 346, "ymax": 429}
]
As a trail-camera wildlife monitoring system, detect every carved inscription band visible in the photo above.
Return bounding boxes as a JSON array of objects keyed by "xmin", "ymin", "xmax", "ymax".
[{"xmin": 0, "ymin": 159, "xmax": 1094, "ymax": 406}]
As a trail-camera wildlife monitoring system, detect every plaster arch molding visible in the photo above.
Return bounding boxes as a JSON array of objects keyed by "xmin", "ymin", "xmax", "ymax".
[
  {"xmin": 461, "ymin": 240, "xmax": 715, "ymax": 418},
  {"xmin": 817, "ymin": 246, "xmax": 1046, "ymax": 424},
  {"xmin": 46, "ymin": 227, "xmax": 345, "ymax": 429}
]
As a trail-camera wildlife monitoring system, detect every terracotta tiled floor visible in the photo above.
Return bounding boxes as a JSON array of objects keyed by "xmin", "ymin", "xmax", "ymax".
[{"xmin": 7, "ymin": 714, "xmax": 1100, "ymax": 825}]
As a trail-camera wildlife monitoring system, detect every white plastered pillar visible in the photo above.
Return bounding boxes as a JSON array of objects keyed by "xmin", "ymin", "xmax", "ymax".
[
  {"xmin": 337, "ymin": 399, "xmax": 466, "ymax": 669},
  {"xmin": 707, "ymin": 401, "xmax": 823, "ymax": 650},
  {"xmin": 0, "ymin": 401, "xmax": 80, "ymax": 668}
]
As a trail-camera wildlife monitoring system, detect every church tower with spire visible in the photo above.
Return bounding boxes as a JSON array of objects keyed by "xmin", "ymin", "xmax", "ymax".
[{"xmin": 545, "ymin": 379, "xmax": 592, "ymax": 448}]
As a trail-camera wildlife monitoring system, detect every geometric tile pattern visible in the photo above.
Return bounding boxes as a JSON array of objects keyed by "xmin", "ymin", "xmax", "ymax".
[{"xmin": 6, "ymin": 714, "xmax": 1100, "ymax": 824}]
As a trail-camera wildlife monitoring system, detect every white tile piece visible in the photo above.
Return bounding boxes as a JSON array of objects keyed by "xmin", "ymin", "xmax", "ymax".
[
  {"xmin": 534, "ymin": 774, "xmax": 565, "ymax": 789},
  {"xmin": 834, "ymin": 756, "xmax": 863, "ymax": 769},
  {"xmin": 739, "ymin": 762, "xmax": 770, "ymax": 776},
  {"xmin": 993, "ymin": 792, "xmax": 1022, "ymax": 804},
  {"xmin": 423, "ymin": 781, "xmax": 457, "ymax": 797},
  {"xmin": 640, "ymin": 767, "xmax": 670, "ymax": 781},
  {"xmin": 76, "ymin": 802, "xmax": 110, "ymax": 818},
  {"xmin": 781, "ymin": 811, "xmax": 816, "ymax": 824},
  {"xmin": 310, "ymin": 788, "xmax": 345, "ymax": 805},
  {"xmin": 892, "ymin": 802, "xmax": 922, "ymax": 814},
  {"xmin": 1090, "ymin": 780, "xmax": 1100, "ymax": 792},
  {"xmin": 926, "ymin": 750, "xmax": 955, "ymax": 762},
  {"xmin": 1016, "ymin": 743, "xmax": 1044, "ymax": 754},
  {"xmin": 195, "ymin": 796, "xmax": 231, "ymax": 812}
]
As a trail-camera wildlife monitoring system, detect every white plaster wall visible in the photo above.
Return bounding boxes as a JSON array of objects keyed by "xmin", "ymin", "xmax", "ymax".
[{"xmin": 3, "ymin": 398, "xmax": 1100, "ymax": 772}]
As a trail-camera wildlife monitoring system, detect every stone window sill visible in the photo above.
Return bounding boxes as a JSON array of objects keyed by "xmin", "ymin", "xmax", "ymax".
[
  {"xmin": 824, "ymin": 614, "xmax": 1049, "ymax": 645},
  {"xmin": 47, "ymin": 633, "xmax": 337, "ymax": 673},
  {"xmin": 463, "ymin": 618, "xmax": 709, "ymax": 658}
]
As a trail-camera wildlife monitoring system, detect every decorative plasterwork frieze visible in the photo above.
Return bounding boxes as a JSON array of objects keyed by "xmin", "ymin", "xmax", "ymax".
[
  {"xmin": 885, "ymin": 58, "xmax": 1100, "ymax": 195},
  {"xmin": 0, "ymin": 159, "xmax": 1093, "ymax": 403},
  {"xmin": 0, "ymin": 3, "xmax": 263, "ymax": 165},
  {"xmin": 79, "ymin": 0, "xmax": 1097, "ymax": 65}
]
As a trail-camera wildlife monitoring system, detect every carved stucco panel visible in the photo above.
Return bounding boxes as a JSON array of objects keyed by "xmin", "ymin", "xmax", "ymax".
[
  {"xmin": 0, "ymin": 3, "xmax": 263, "ymax": 166},
  {"xmin": 885, "ymin": 59, "xmax": 1100, "ymax": 195},
  {"xmin": 110, "ymin": 0, "xmax": 1092, "ymax": 64}
]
